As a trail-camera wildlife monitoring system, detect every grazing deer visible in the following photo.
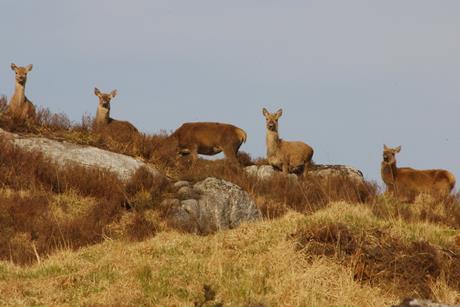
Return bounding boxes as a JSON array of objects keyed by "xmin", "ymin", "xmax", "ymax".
[
  {"xmin": 262, "ymin": 108, "xmax": 314, "ymax": 174},
  {"xmin": 8, "ymin": 63, "xmax": 36, "ymax": 120},
  {"xmin": 381, "ymin": 145, "xmax": 456, "ymax": 201},
  {"xmin": 169, "ymin": 122, "xmax": 247, "ymax": 164},
  {"xmin": 93, "ymin": 87, "xmax": 138, "ymax": 134}
]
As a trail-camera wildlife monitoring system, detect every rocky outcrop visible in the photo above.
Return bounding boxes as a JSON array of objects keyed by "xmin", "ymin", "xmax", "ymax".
[
  {"xmin": 0, "ymin": 128, "xmax": 161, "ymax": 181},
  {"xmin": 165, "ymin": 177, "xmax": 262, "ymax": 234},
  {"xmin": 307, "ymin": 164, "xmax": 364, "ymax": 183},
  {"xmin": 245, "ymin": 165, "xmax": 276, "ymax": 180},
  {"xmin": 393, "ymin": 298, "xmax": 460, "ymax": 307},
  {"xmin": 245, "ymin": 164, "xmax": 364, "ymax": 183}
]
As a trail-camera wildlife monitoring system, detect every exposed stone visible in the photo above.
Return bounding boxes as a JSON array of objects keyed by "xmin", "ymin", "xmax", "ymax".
[
  {"xmin": 160, "ymin": 198, "xmax": 181, "ymax": 208},
  {"xmin": 170, "ymin": 177, "xmax": 262, "ymax": 234},
  {"xmin": 177, "ymin": 186, "xmax": 196, "ymax": 199},
  {"xmin": 173, "ymin": 180, "xmax": 191, "ymax": 190},
  {"xmin": 245, "ymin": 165, "xmax": 276, "ymax": 180},
  {"xmin": 180, "ymin": 199, "xmax": 199, "ymax": 215},
  {"xmin": 245, "ymin": 164, "xmax": 365, "ymax": 184},
  {"xmin": 393, "ymin": 298, "xmax": 460, "ymax": 307},
  {"xmin": 307, "ymin": 164, "xmax": 364, "ymax": 183},
  {"xmin": 0, "ymin": 128, "xmax": 161, "ymax": 182}
]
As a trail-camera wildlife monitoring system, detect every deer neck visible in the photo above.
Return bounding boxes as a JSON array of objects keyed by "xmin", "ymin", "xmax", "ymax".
[
  {"xmin": 381, "ymin": 161, "xmax": 398, "ymax": 185},
  {"xmin": 95, "ymin": 105, "xmax": 110, "ymax": 125},
  {"xmin": 10, "ymin": 83, "xmax": 26, "ymax": 107},
  {"xmin": 266, "ymin": 129, "xmax": 281, "ymax": 158}
]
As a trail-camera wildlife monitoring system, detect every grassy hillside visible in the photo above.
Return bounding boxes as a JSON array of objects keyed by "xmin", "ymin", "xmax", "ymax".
[
  {"xmin": 1, "ymin": 204, "xmax": 459, "ymax": 306},
  {"xmin": 0, "ymin": 105, "xmax": 459, "ymax": 306}
]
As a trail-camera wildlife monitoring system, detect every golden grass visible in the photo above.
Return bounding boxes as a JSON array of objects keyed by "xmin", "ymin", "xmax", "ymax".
[
  {"xmin": 0, "ymin": 211, "xmax": 398, "ymax": 306},
  {"xmin": 301, "ymin": 202, "xmax": 458, "ymax": 248},
  {"xmin": 294, "ymin": 203, "xmax": 460, "ymax": 301}
]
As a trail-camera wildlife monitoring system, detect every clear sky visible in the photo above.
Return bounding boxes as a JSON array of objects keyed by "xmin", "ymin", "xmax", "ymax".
[{"xmin": 1, "ymin": 1, "xmax": 459, "ymax": 185}]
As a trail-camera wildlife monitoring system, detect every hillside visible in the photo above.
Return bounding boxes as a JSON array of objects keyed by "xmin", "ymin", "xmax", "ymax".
[{"xmin": 0, "ymin": 105, "xmax": 459, "ymax": 306}]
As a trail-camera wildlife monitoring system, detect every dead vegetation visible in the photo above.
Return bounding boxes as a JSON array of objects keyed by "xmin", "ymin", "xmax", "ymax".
[
  {"xmin": 0, "ymin": 135, "xmax": 175, "ymax": 265},
  {"xmin": 294, "ymin": 220, "xmax": 460, "ymax": 299}
]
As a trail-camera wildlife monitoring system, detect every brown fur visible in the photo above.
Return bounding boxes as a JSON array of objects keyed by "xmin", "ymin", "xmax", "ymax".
[
  {"xmin": 262, "ymin": 108, "xmax": 314, "ymax": 174},
  {"xmin": 169, "ymin": 122, "xmax": 247, "ymax": 163},
  {"xmin": 8, "ymin": 63, "xmax": 36, "ymax": 120},
  {"xmin": 381, "ymin": 145, "xmax": 456, "ymax": 201},
  {"xmin": 93, "ymin": 87, "xmax": 138, "ymax": 134}
]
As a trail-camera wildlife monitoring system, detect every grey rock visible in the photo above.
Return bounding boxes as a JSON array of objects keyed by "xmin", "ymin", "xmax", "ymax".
[
  {"xmin": 173, "ymin": 180, "xmax": 191, "ymax": 190},
  {"xmin": 161, "ymin": 198, "xmax": 181, "ymax": 208},
  {"xmin": 245, "ymin": 165, "xmax": 276, "ymax": 180},
  {"xmin": 245, "ymin": 164, "xmax": 365, "ymax": 184},
  {"xmin": 307, "ymin": 164, "xmax": 364, "ymax": 183},
  {"xmin": 171, "ymin": 177, "xmax": 262, "ymax": 234},
  {"xmin": 180, "ymin": 199, "xmax": 199, "ymax": 215},
  {"xmin": 393, "ymin": 298, "xmax": 460, "ymax": 307},
  {"xmin": 177, "ymin": 186, "xmax": 195, "ymax": 199},
  {"xmin": 0, "ymin": 128, "xmax": 161, "ymax": 182}
]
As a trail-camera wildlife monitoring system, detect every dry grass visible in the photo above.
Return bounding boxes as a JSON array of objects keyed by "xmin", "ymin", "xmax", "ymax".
[
  {"xmin": 0, "ymin": 212, "xmax": 398, "ymax": 306},
  {"xmin": 293, "ymin": 203, "xmax": 460, "ymax": 301},
  {"xmin": 0, "ymin": 137, "xmax": 176, "ymax": 265}
]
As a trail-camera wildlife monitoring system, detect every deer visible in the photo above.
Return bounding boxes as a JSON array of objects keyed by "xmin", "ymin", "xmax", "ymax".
[
  {"xmin": 8, "ymin": 63, "xmax": 36, "ymax": 120},
  {"xmin": 381, "ymin": 145, "xmax": 456, "ymax": 201},
  {"xmin": 262, "ymin": 108, "xmax": 314, "ymax": 175},
  {"xmin": 93, "ymin": 87, "xmax": 138, "ymax": 133},
  {"xmin": 169, "ymin": 122, "xmax": 247, "ymax": 164}
]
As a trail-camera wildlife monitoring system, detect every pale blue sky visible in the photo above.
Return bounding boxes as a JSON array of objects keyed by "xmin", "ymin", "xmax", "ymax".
[{"xmin": 1, "ymin": 1, "xmax": 459, "ymax": 185}]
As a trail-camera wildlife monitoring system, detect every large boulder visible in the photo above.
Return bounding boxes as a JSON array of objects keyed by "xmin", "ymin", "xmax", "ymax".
[
  {"xmin": 167, "ymin": 177, "xmax": 262, "ymax": 234},
  {"xmin": 0, "ymin": 128, "xmax": 161, "ymax": 181}
]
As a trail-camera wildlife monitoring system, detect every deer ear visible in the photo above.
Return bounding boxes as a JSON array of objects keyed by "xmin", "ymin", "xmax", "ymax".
[
  {"xmin": 94, "ymin": 88, "xmax": 101, "ymax": 96},
  {"xmin": 262, "ymin": 108, "xmax": 269, "ymax": 117},
  {"xmin": 383, "ymin": 144, "xmax": 388, "ymax": 150},
  {"xmin": 11, "ymin": 63, "xmax": 17, "ymax": 71},
  {"xmin": 395, "ymin": 146, "xmax": 401, "ymax": 153},
  {"xmin": 275, "ymin": 108, "xmax": 283, "ymax": 118},
  {"xmin": 26, "ymin": 64, "xmax": 33, "ymax": 72},
  {"xmin": 110, "ymin": 90, "xmax": 117, "ymax": 98}
]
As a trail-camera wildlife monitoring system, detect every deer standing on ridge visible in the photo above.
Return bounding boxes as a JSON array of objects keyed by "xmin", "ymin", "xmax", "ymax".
[
  {"xmin": 262, "ymin": 108, "xmax": 314, "ymax": 174},
  {"xmin": 381, "ymin": 145, "xmax": 456, "ymax": 201},
  {"xmin": 169, "ymin": 122, "xmax": 247, "ymax": 164},
  {"xmin": 8, "ymin": 63, "xmax": 36, "ymax": 120}
]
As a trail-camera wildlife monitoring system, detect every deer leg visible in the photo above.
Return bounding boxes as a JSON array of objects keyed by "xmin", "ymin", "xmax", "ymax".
[
  {"xmin": 282, "ymin": 163, "xmax": 289, "ymax": 175},
  {"xmin": 223, "ymin": 146, "xmax": 239, "ymax": 165},
  {"xmin": 190, "ymin": 144, "xmax": 199, "ymax": 162}
]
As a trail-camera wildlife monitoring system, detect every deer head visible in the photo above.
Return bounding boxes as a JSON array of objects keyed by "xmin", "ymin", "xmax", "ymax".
[
  {"xmin": 94, "ymin": 87, "xmax": 117, "ymax": 111},
  {"xmin": 262, "ymin": 108, "xmax": 283, "ymax": 132},
  {"xmin": 11, "ymin": 63, "xmax": 33, "ymax": 86},
  {"xmin": 382, "ymin": 144, "xmax": 401, "ymax": 166}
]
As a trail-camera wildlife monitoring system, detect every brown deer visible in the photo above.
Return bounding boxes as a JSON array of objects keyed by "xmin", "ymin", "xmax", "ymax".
[
  {"xmin": 262, "ymin": 108, "xmax": 314, "ymax": 174},
  {"xmin": 93, "ymin": 87, "xmax": 138, "ymax": 133},
  {"xmin": 8, "ymin": 63, "xmax": 36, "ymax": 120},
  {"xmin": 381, "ymin": 145, "xmax": 456, "ymax": 201},
  {"xmin": 169, "ymin": 122, "xmax": 247, "ymax": 164}
]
